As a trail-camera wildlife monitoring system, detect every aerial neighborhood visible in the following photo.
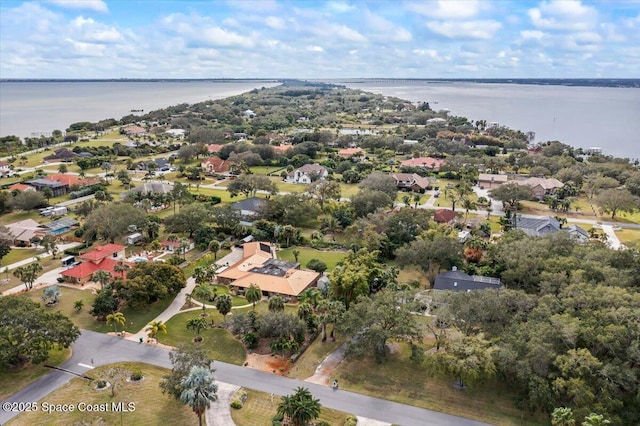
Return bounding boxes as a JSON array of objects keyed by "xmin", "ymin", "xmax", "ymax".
[{"xmin": 1, "ymin": 82, "xmax": 640, "ymax": 426}]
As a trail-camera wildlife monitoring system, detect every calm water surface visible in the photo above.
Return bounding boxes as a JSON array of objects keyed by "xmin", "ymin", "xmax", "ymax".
[
  {"xmin": 341, "ymin": 81, "xmax": 640, "ymax": 159},
  {"xmin": 0, "ymin": 81, "xmax": 277, "ymax": 139}
]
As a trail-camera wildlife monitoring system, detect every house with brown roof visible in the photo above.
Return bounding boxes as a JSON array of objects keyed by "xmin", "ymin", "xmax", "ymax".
[
  {"xmin": 285, "ymin": 164, "xmax": 328, "ymax": 184},
  {"xmin": 515, "ymin": 177, "xmax": 564, "ymax": 199},
  {"xmin": 337, "ymin": 147, "xmax": 365, "ymax": 160},
  {"xmin": 390, "ymin": 173, "xmax": 435, "ymax": 193},
  {"xmin": 60, "ymin": 243, "xmax": 130, "ymax": 284},
  {"xmin": 201, "ymin": 156, "xmax": 231, "ymax": 174},
  {"xmin": 206, "ymin": 144, "xmax": 224, "ymax": 153},
  {"xmin": 400, "ymin": 157, "xmax": 445, "ymax": 170},
  {"xmin": 8, "ymin": 183, "xmax": 36, "ymax": 193},
  {"xmin": 5, "ymin": 219, "xmax": 47, "ymax": 246},
  {"xmin": 45, "ymin": 174, "xmax": 100, "ymax": 188},
  {"xmin": 272, "ymin": 144, "xmax": 293, "ymax": 155},
  {"xmin": 217, "ymin": 242, "xmax": 320, "ymax": 298},
  {"xmin": 43, "ymin": 148, "xmax": 79, "ymax": 163},
  {"xmin": 478, "ymin": 173, "xmax": 509, "ymax": 189},
  {"xmin": 122, "ymin": 125, "xmax": 147, "ymax": 136},
  {"xmin": 434, "ymin": 209, "xmax": 457, "ymax": 224}
]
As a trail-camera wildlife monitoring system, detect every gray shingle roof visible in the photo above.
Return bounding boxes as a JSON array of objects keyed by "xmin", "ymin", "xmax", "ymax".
[{"xmin": 434, "ymin": 269, "xmax": 502, "ymax": 291}]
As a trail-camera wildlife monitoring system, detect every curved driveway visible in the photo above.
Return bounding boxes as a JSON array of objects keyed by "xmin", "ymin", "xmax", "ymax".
[{"xmin": 1, "ymin": 330, "xmax": 489, "ymax": 426}]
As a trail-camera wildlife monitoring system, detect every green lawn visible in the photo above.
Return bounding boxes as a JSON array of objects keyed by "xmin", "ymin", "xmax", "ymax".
[
  {"xmin": 231, "ymin": 388, "xmax": 351, "ymax": 426},
  {"xmin": 250, "ymin": 166, "xmax": 286, "ymax": 175},
  {"xmin": 6, "ymin": 363, "xmax": 197, "ymax": 426},
  {"xmin": 0, "ymin": 347, "xmax": 69, "ymax": 400},
  {"xmin": 273, "ymin": 178, "xmax": 307, "ymax": 193},
  {"xmin": 287, "ymin": 335, "xmax": 345, "ymax": 380},
  {"xmin": 0, "ymin": 210, "xmax": 41, "ymax": 226},
  {"xmin": 336, "ymin": 343, "xmax": 545, "ymax": 426},
  {"xmin": 615, "ymin": 228, "xmax": 640, "ymax": 248},
  {"xmin": 190, "ymin": 284, "xmax": 248, "ymax": 307},
  {"xmin": 21, "ymin": 286, "xmax": 176, "ymax": 334},
  {"xmin": 156, "ymin": 310, "xmax": 247, "ymax": 365},
  {"xmin": 1, "ymin": 254, "xmax": 61, "ymax": 294},
  {"xmin": 1, "ymin": 247, "xmax": 43, "ymax": 266},
  {"xmin": 277, "ymin": 247, "xmax": 348, "ymax": 270}
]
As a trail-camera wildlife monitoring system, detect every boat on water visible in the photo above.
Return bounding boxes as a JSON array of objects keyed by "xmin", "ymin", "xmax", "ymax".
[{"xmin": 131, "ymin": 109, "xmax": 144, "ymax": 112}]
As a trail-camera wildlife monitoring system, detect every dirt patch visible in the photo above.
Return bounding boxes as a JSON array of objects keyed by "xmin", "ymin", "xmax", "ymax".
[
  {"xmin": 244, "ymin": 338, "xmax": 292, "ymax": 375},
  {"xmin": 245, "ymin": 353, "xmax": 292, "ymax": 375}
]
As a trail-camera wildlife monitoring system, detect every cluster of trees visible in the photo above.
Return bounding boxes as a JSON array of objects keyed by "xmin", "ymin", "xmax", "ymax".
[
  {"xmin": 90, "ymin": 262, "xmax": 186, "ymax": 318},
  {"xmin": 0, "ymin": 297, "xmax": 80, "ymax": 369}
]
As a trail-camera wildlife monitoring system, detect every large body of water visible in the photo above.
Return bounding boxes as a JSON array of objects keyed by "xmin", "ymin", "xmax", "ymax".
[
  {"xmin": 340, "ymin": 81, "xmax": 640, "ymax": 159},
  {"xmin": 0, "ymin": 81, "xmax": 277, "ymax": 139},
  {"xmin": 1, "ymin": 80, "xmax": 638, "ymax": 158}
]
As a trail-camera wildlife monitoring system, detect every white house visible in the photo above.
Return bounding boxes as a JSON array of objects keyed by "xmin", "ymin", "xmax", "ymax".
[
  {"xmin": 165, "ymin": 129, "xmax": 185, "ymax": 138},
  {"xmin": 243, "ymin": 109, "xmax": 256, "ymax": 118},
  {"xmin": 285, "ymin": 164, "xmax": 328, "ymax": 184}
]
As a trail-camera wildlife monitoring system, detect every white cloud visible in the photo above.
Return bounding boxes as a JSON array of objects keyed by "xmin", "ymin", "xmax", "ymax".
[
  {"xmin": 265, "ymin": 16, "xmax": 285, "ymax": 30},
  {"xmin": 426, "ymin": 20, "xmax": 501, "ymax": 39},
  {"xmin": 406, "ymin": 1, "xmax": 481, "ymax": 19},
  {"xmin": 326, "ymin": 2, "xmax": 356, "ymax": 13},
  {"xmin": 161, "ymin": 13, "xmax": 255, "ymax": 48},
  {"xmin": 413, "ymin": 49, "xmax": 439, "ymax": 58},
  {"xmin": 365, "ymin": 11, "xmax": 412, "ymax": 42},
  {"xmin": 528, "ymin": 0, "xmax": 598, "ymax": 31},
  {"xmin": 332, "ymin": 24, "xmax": 367, "ymax": 42},
  {"xmin": 521, "ymin": 30, "xmax": 546, "ymax": 40},
  {"xmin": 45, "ymin": 0, "xmax": 108, "ymax": 13},
  {"xmin": 225, "ymin": 0, "xmax": 279, "ymax": 12},
  {"xmin": 307, "ymin": 45, "xmax": 324, "ymax": 52}
]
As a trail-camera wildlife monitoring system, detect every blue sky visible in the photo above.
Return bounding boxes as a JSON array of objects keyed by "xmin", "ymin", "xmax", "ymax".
[{"xmin": 1, "ymin": 0, "xmax": 639, "ymax": 78}]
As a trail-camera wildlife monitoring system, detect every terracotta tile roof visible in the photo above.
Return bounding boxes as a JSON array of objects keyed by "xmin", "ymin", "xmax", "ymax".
[
  {"xmin": 201, "ymin": 156, "xmax": 230, "ymax": 173},
  {"xmin": 8, "ymin": 183, "xmax": 34, "ymax": 192},
  {"xmin": 338, "ymin": 147, "xmax": 364, "ymax": 157},
  {"xmin": 400, "ymin": 157, "xmax": 445, "ymax": 169},
  {"xmin": 80, "ymin": 243, "xmax": 126, "ymax": 262},
  {"xmin": 206, "ymin": 144, "xmax": 224, "ymax": 153},
  {"xmin": 61, "ymin": 262, "xmax": 100, "ymax": 279},
  {"xmin": 45, "ymin": 174, "xmax": 99, "ymax": 187},
  {"xmin": 217, "ymin": 242, "xmax": 318, "ymax": 296},
  {"xmin": 434, "ymin": 209, "xmax": 457, "ymax": 223}
]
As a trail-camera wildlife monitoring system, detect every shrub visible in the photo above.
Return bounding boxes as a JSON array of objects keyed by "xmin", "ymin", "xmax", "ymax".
[
  {"xmin": 230, "ymin": 400, "xmax": 242, "ymax": 409},
  {"xmin": 230, "ymin": 390, "xmax": 248, "ymax": 409},
  {"xmin": 130, "ymin": 369, "xmax": 143, "ymax": 381},
  {"xmin": 344, "ymin": 416, "xmax": 358, "ymax": 426},
  {"xmin": 96, "ymin": 380, "xmax": 107, "ymax": 389},
  {"xmin": 243, "ymin": 332, "xmax": 258, "ymax": 349}
]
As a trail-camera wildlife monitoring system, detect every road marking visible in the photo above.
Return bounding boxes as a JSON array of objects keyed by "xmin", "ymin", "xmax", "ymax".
[{"xmin": 78, "ymin": 363, "xmax": 95, "ymax": 369}]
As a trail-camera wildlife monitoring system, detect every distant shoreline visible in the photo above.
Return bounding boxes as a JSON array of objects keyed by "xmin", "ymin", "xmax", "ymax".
[{"xmin": 1, "ymin": 78, "xmax": 638, "ymax": 88}]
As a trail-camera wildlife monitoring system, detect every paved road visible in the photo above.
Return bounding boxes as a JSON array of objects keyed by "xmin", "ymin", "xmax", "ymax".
[{"xmin": 1, "ymin": 330, "xmax": 489, "ymax": 426}]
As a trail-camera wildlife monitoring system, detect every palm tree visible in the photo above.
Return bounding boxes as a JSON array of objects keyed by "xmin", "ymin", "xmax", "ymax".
[
  {"xmin": 551, "ymin": 407, "xmax": 576, "ymax": 426},
  {"xmin": 292, "ymin": 249, "xmax": 300, "ymax": 263},
  {"xmin": 215, "ymin": 294, "xmax": 232, "ymax": 320},
  {"xmin": 186, "ymin": 317, "xmax": 208, "ymax": 341},
  {"xmin": 13, "ymin": 262, "xmax": 43, "ymax": 291},
  {"xmin": 462, "ymin": 198, "xmax": 477, "ymax": 223},
  {"xmin": 145, "ymin": 320, "xmax": 167, "ymax": 342},
  {"xmin": 402, "ymin": 195, "xmax": 410, "ymax": 206},
  {"xmin": 74, "ymin": 299, "xmax": 84, "ymax": 311},
  {"xmin": 91, "ymin": 270, "xmax": 111, "ymax": 290},
  {"xmin": 245, "ymin": 284, "xmax": 262, "ymax": 311},
  {"xmin": 180, "ymin": 366, "xmax": 218, "ymax": 426},
  {"xmin": 297, "ymin": 302, "xmax": 313, "ymax": 322},
  {"xmin": 268, "ymin": 295, "xmax": 285, "ymax": 312},
  {"xmin": 208, "ymin": 240, "xmax": 220, "ymax": 259},
  {"xmin": 413, "ymin": 193, "xmax": 422, "ymax": 208},
  {"xmin": 113, "ymin": 260, "xmax": 130, "ymax": 279},
  {"xmin": 192, "ymin": 283, "xmax": 214, "ymax": 314},
  {"xmin": 277, "ymin": 387, "xmax": 321, "ymax": 426},
  {"xmin": 106, "ymin": 312, "xmax": 126, "ymax": 335},
  {"xmin": 298, "ymin": 288, "xmax": 322, "ymax": 310}
]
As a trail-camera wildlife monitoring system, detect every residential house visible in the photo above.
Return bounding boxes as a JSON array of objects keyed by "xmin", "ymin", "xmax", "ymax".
[
  {"xmin": 25, "ymin": 179, "xmax": 68, "ymax": 196},
  {"xmin": 122, "ymin": 125, "xmax": 147, "ymax": 137},
  {"xmin": 201, "ymin": 156, "xmax": 231, "ymax": 175},
  {"xmin": 400, "ymin": 157, "xmax": 445, "ymax": 170},
  {"xmin": 434, "ymin": 209, "xmax": 457, "ymax": 224},
  {"xmin": 285, "ymin": 164, "xmax": 328, "ymax": 184},
  {"xmin": 43, "ymin": 148, "xmax": 78, "ymax": 163},
  {"xmin": 121, "ymin": 182, "xmax": 173, "ymax": 199},
  {"xmin": 45, "ymin": 173, "xmax": 100, "ymax": 188},
  {"xmin": 514, "ymin": 216, "xmax": 589, "ymax": 242},
  {"xmin": 8, "ymin": 183, "xmax": 36, "ymax": 193},
  {"xmin": 231, "ymin": 197, "xmax": 267, "ymax": 221},
  {"xmin": 138, "ymin": 158, "xmax": 171, "ymax": 172},
  {"xmin": 478, "ymin": 173, "xmax": 509, "ymax": 189},
  {"xmin": 515, "ymin": 177, "xmax": 564, "ymax": 199},
  {"xmin": 427, "ymin": 117, "xmax": 447, "ymax": 124},
  {"xmin": 390, "ymin": 173, "xmax": 434, "ymax": 193},
  {"xmin": 217, "ymin": 242, "xmax": 320, "ymax": 298},
  {"xmin": 0, "ymin": 161, "xmax": 11, "ymax": 176},
  {"xmin": 337, "ymin": 147, "xmax": 365, "ymax": 160},
  {"xmin": 243, "ymin": 109, "xmax": 256, "ymax": 118},
  {"xmin": 161, "ymin": 239, "xmax": 195, "ymax": 254},
  {"xmin": 4, "ymin": 219, "xmax": 46, "ymax": 246},
  {"xmin": 434, "ymin": 267, "xmax": 503, "ymax": 291},
  {"xmin": 165, "ymin": 129, "xmax": 185, "ymax": 138},
  {"xmin": 206, "ymin": 144, "xmax": 224, "ymax": 154},
  {"xmin": 60, "ymin": 243, "xmax": 131, "ymax": 284}
]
